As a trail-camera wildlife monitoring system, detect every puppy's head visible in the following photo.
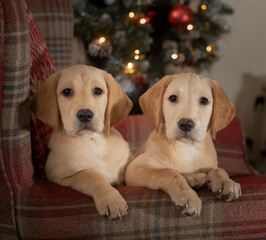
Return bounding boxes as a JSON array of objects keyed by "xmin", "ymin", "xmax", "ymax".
[
  {"xmin": 31, "ymin": 65, "xmax": 132, "ymax": 136},
  {"xmin": 140, "ymin": 73, "xmax": 236, "ymax": 142}
]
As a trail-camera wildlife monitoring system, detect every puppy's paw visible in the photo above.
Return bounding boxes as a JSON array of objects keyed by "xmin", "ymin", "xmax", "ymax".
[
  {"xmin": 95, "ymin": 188, "xmax": 128, "ymax": 220},
  {"xmin": 171, "ymin": 188, "xmax": 202, "ymax": 217},
  {"xmin": 209, "ymin": 178, "xmax": 241, "ymax": 201},
  {"xmin": 184, "ymin": 173, "xmax": 209, "ymax": 189}
]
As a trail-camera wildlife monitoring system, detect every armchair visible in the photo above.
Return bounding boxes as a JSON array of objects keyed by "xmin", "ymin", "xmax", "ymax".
[{"xmin": 1, "ymin": 0, "xmax": 265, "ymax": 239}]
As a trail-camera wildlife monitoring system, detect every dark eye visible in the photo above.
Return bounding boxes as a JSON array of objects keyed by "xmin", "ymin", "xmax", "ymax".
[
  {"xmin": 200, "ymin": 97, "xmax": 209, "ymax": 105},
  {"xmin": 168, "ymin": 95, "xmax": 178, "ymax": 103},
  {"xmin": 62, "ymin": 88, "xmax": 73, "ymax": 97},
  {"xmin": 93, "ymin": 87, "xmax": 103, "ymax": 96}
]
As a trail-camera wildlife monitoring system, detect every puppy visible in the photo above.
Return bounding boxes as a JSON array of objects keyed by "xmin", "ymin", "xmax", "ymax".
[
  {"xmin": 125, "ymin": 73, "xmax": 241, "ymax": 217},
  {"xmin": 31, "ymin": 65, "xmax": 132, "ymax": 219}
]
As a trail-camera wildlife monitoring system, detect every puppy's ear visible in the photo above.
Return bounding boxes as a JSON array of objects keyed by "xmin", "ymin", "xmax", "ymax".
[
  {"xmin": 208, "ymin": 80, "xmax": 236, "ymax": 139},
  {"xmin": 104, "ymin": 73, "xmax": 133, "ymax": 135},
  {"xmin": 31, "ymin": 72, "xmax": 61, "ymax": 131},
  {"xmin": 139, "ymin": 75, "xmax": 172, "ymax": 132}
]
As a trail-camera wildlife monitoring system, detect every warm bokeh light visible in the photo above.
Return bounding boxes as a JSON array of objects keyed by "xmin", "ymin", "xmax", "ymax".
[
  {"xmin": 206, "ymin": 45, "xmax": 212, "ymax": 52},
  {"xmin": 187, "ymin": 24, "xmax": 193, "ymax": 31},
  {"xmin": 139, "ymin": 18, "xmax": 146, "ymax": 24},
  {"xmin": 98, "ymin": 37, "xmax": 105, "ymax": 44},
  {"xmin": 127, "ymin": 62, "xmax": 134, "ymax": 69},
  {"xmin": 171, "ymin": 53, "xmax": 178, "ymax": 59},
  {"xmin": 129, "ymin": 12, "xmax": 135, "ymax": 18},
  {"xmin": 201, "ymin": 4, "xmax": 207, "ymax": 10}
]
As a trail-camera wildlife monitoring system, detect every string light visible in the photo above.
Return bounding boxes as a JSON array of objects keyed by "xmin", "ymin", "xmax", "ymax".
[
  {"xmin": 98, "ymin": 37, "xmax": 105, "ymax": 44},
  {"xmin": 129, "ymin": 12, "xmax": 135, "ymax": 18},
  {"xmin": 206, "ymin": 45, "xmax": 212, "ymax": 52},
  {"xmin": 127, "ymin": 62, "xmax": 133, "ymax": 69},
  {"xmin": 201, "ymin": 4, "xmax": 207, "ymax": 10},
  {"xmin": 139, "ymin": 18, "xmax": 146, "ymax": 24},
  {"xmin": 125, "ymin": 62, "xmax": 135, "ymax": 73},
  {"xmin": 171, "ymin": 50, "xmax": 178, "ymax": 59},
  {"xmin": 134, "ymin": 55, "xmax": 140, "ymax": 60},
  {"xmin": 135, "ymin": 49, "xmax": 140, "ymax": 54},
  {"xmin": 187, "ymin": 24, "xmax": 193, "ymax": 31}
]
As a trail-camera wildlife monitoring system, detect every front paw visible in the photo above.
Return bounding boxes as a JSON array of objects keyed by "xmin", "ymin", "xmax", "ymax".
[
  {"xmin": 209, "ymin": 178, "xmax": 241, "ymax": 201},
  {"xmin": 171, "ymin": 188, "xmax": 202, "ymax": 217},
  {"xmin": 184, "ymin": 173, "xmax": 209, "ymax": 189},
  {"xmin": 95, "ymin": 188, "xmax": 128, "ymax": 220}
]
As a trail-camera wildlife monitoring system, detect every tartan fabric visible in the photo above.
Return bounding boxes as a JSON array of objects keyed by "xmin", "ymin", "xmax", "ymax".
[
  {"xmin": 115, "ymin": 115, "xmax": 255, "ymax": 177},
  {"xmin": 0, "ymin": 0, "xmax": 33, "ymax": 191},
  {"xmin": 26, "ymin": 0, "xmax": 73, "ymax": 71},
  {"xmin": 1, "ymin": 0, "xmax": 265, "ymax": 239},
  {"xmin": 26, "ymin": 3, "xmax": 55, "ymax": 179},
  {"xmin": 14, "ymin": 176, "xmax": 266, "ymax": 240},
  {"xmin": 0, "ymin": 0, "xmax": 32, "ymax": 238}
]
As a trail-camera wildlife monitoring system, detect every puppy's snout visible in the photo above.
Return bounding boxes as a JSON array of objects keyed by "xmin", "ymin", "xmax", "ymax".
[
  {"xmin": 178, "ymin": 118, "xmax": 195, "ymax": 132},
  {"xmin": 76, "ymin": 109, "xmax": 94, "ymax": 123}
]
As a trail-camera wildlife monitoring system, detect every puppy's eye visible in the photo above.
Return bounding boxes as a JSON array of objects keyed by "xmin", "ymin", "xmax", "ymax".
[
  {"xmin": 168, "ymin": 95, "xmax": 178, "ymax": 103},
  {"xmin": 62, "ymin": 88, "xmax": 73, "ymax": 97},
  {"xmin": 93, "ymin": 87, "xmax": 103, "ymax": 96},
  {"xmin": 200, "ymin": 97, "xmax": 209, "ymax": 105}
]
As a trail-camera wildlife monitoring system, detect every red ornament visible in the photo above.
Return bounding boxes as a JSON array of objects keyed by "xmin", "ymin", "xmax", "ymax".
[
  {"xmin": 147, "ymin": 11, "xmax": 156, "ymax": 18},
  {"xmin": 169, "ymin": 4, "xmax": 194, "ymax": 30},
  {"xmin": 132, "ymin": 76, "xmax": 148, "ymax": 89}
]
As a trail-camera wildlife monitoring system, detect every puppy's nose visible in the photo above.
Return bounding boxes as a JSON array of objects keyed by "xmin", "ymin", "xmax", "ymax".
[
  {"xmin": 178, "ymin": 118, "xmax": 195, "ymax": 132},
  {"xmin": 76, "ymin": 109, "xmax": 94, "ymax": 123}
]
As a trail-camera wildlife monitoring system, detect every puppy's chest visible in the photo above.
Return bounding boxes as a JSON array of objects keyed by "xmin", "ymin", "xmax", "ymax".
[
  {"xmin": 73, "ymin": 136, "xmax": 113, "ymax": 167},
  {"xmin": 167, "ymin": 142, "xmax": 217, "ymax": 174},
  {"xmin": 68, "ymin": 135, "xmax": 127, "ymax": 183}
]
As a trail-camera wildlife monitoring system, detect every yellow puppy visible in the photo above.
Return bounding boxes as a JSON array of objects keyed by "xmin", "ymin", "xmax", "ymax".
[
  {"xmin": 125, "ymin": 73, "xmax": 241, "ymax": 217},
  {"xmin": 31, "ymin": 65, "xmax": 132, "ymax": 219}
]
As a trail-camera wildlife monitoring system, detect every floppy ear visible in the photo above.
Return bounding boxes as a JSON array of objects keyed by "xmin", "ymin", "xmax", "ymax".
[
  {"xmin": 139, "ymin": 75, "xmax": 172, "ymax": 132},
  {"xmin": 208, "ymin": 80, "xmax": 236, "ymax": 139},
  {"xmin": 104, "ymin": 73, "xmax": 133, "ymax": 135},
  {"xmin": 30, "ymin": 72, "xmax": 61, "ymax": 131}
]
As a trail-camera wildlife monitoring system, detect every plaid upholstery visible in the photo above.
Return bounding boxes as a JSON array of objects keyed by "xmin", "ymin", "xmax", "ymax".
[
  {"xmin": 1, "ymin": 1, "xmax": 265, "ymax": 239},
  {"xmin": 27, "ymin": 3, "xmax": 55, "ymax": 179},
  {"xmin": 14, "ymin": 176, "xmax": 266, "ymax": 239},
  {"xmin": 115, "ymin": 115, "xmax": 255, "ymax": 178},
  {"xmin": 26, "ymin": 0, "xmax": 73, "ymax": 71},
  {"xmin": 0, "ymin": 0, "xmax": 32, "ymax": 238}
]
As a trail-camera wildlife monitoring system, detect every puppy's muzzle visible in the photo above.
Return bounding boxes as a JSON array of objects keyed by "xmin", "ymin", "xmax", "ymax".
[
  {"xmin": 178, "ymin": 118, "xmax": 195, "ymax": 132},
  {"xmin": 76, "ymin": 109, "xmax": 94, "ymax": 123}
]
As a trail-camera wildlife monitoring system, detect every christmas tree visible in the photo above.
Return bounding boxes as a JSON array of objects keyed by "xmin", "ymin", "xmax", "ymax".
[{"xmin": 73, "ymin": 0, "xmax": 233, "ymax": 113}]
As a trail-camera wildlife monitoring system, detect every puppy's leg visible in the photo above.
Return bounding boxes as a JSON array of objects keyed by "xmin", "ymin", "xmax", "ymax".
[
  {"xmin": 206, "ymin": 168, "xmax": 241, "ymax": 201},
  {"xmin": 125, "ymin": 158, "xmax": 201, "ymax": 217},
  {"xmin": 58, "ymin": 169, "xmax": 128, "ymax": 219},
  {"xmin": 183, "ymin": 173, "xmax": 209, "ymax": 189}
]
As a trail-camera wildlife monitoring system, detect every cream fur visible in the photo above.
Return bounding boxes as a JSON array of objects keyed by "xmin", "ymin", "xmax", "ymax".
[
  {"xmin": 125, "ymin": 73, "xmax": 241, "ymax": 217},
  {"xmin": 31, "ymin": 65, "xmax": 132, "ymax": 219}
]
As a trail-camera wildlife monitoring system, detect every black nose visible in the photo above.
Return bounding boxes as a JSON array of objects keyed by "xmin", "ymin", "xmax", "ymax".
[
  {"xmin": 178, "ymin": 118, "xmax": 195, "ymax": 132},
  {"xmin": 76, "ymin": 109, "xmax": 94, "ymax": 123}
]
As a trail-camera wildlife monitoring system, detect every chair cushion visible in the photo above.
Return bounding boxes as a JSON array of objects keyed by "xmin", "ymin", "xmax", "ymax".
[{"xmin": 15, "ymin": 175, "xmax": 266, "ymax": 239}]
